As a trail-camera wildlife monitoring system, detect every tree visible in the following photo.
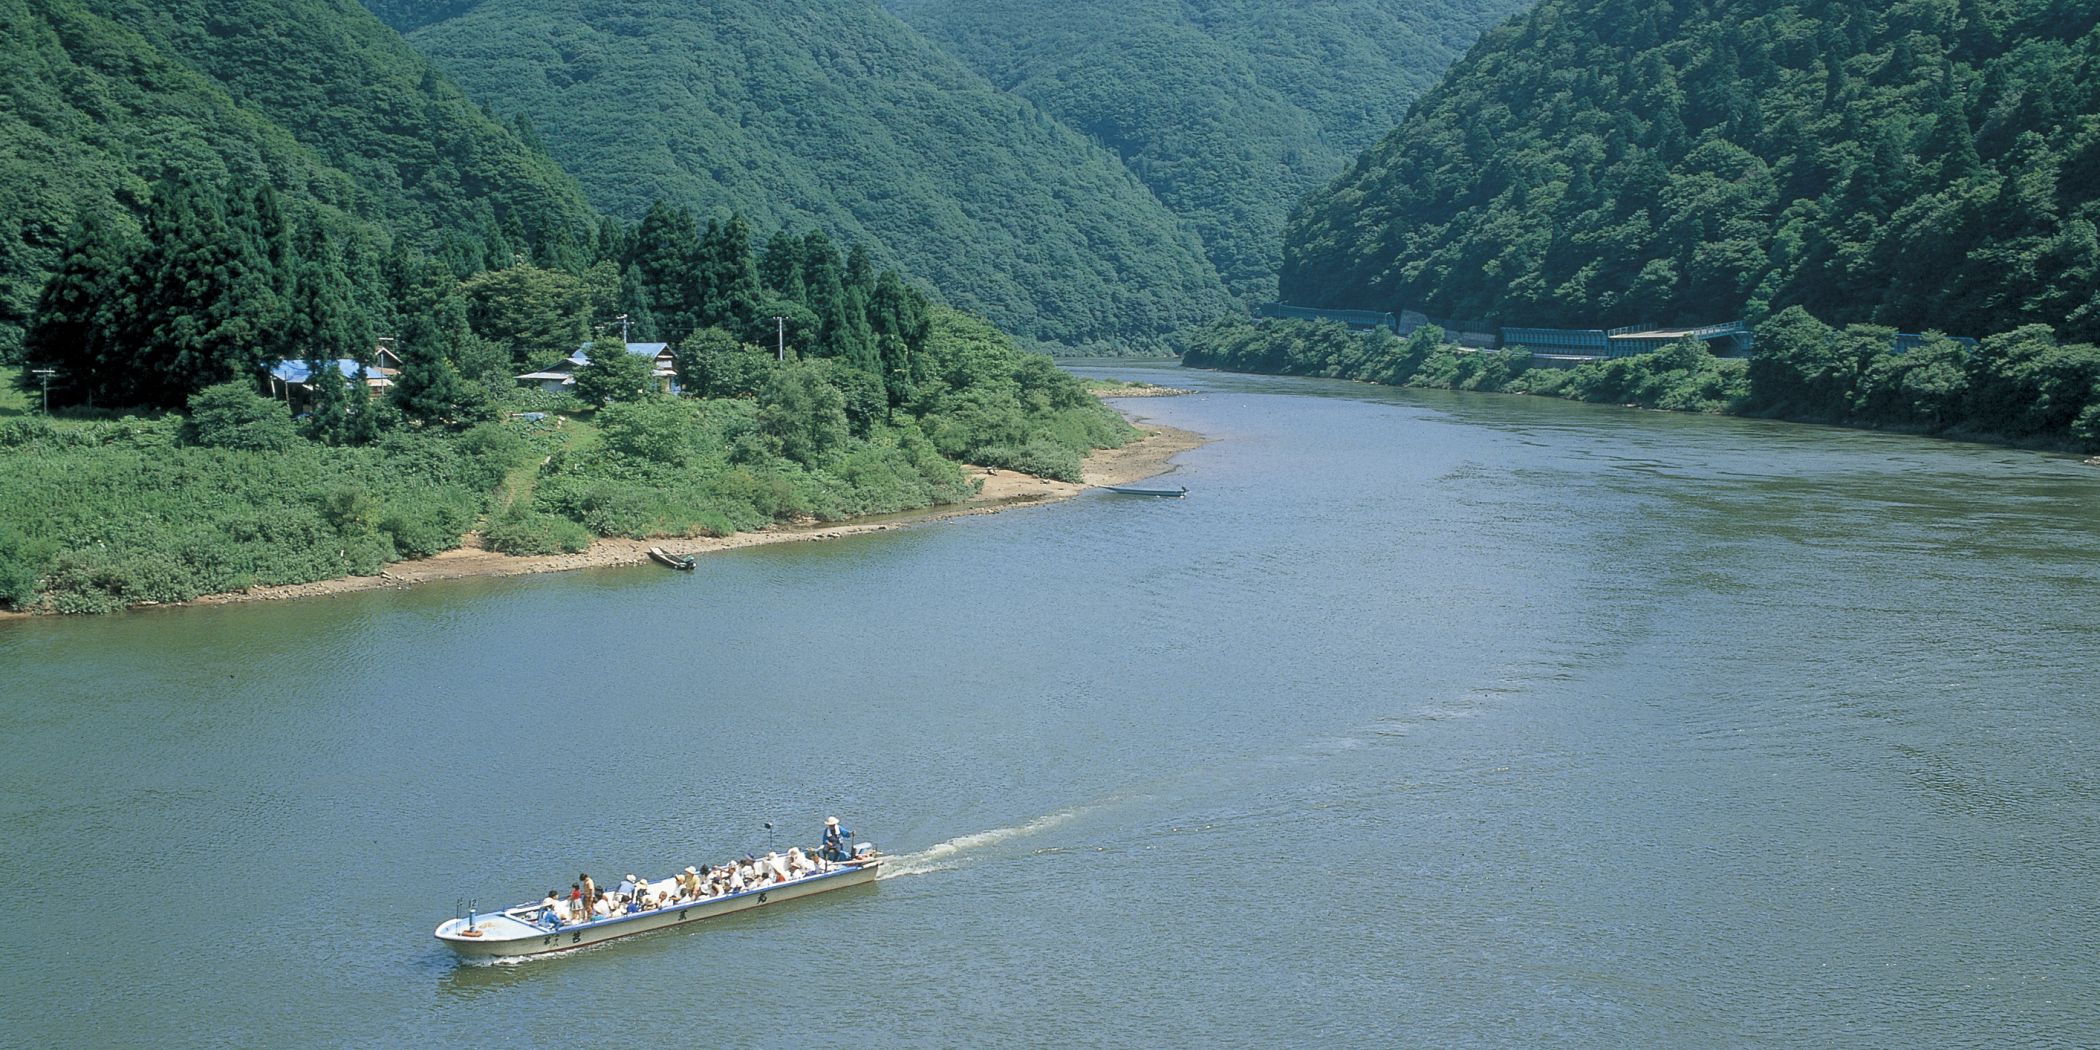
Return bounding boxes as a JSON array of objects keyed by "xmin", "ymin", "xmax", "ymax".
[
  {"xmin": 21, "ymin": 209, "xmax": 136, "ymax": 408},
  {"xmin": 759, "ymin": 230, "xmax": 806, "ymax": 303},
  {"xmin": 632, "ymin": 201, "xmax": 702, "ymax": 338},
  {"xmin": 695, "ymin": 216, "xmax": 761, "ymax": 332},
  {"xmin": 122, "ymin": 180, "xmax": 283, "ymax": 408},
  {"xmin": 1748, "ymin": 307, "xmax": 1848, "ymax": 418},
  {"xmin": 460, "ymin": 263, "xmax": 590, "ymax": 368},
  {"xmin": 572, "ymin": 338, "xmax": 656, "ymax": 406},
  {"xmin": 391, "ymin": 336, "xmax": 478, "ymax": 424},
  {"xmin": 675, "ymin": 326, "xmax": 774, "ymax": 399},
  {"xmin": 290, "ymin": 221, "xmax": 373, "ymax": 444},
  {"xmin": 756, "ymin": 362, "xmax": 848, "ymax": 466},
  {"xmin": 184, "ymin": 381, "xmax": 297, "ymax": 450}
]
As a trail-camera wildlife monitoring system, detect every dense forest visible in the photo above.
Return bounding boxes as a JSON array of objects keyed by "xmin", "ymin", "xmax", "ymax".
[
  {"xmin": 1182, "ymin": 312, "xmax": 2100, "ymax": 448},
  {"xmin": 1281, "ymin": 0, "xmax": 2100, "ymax": 344},
  {"xmin": 3, "ymin": 175, "xmax": 1136, "ymax": 612},
  {"xmin": 883, "ymin": 0, "xmax": 1531, "ymax": 302},
  {"xmin": 0, "ymin": 0, "xmax": 596, "ymax": 359},
  {"xmin": 390, "ymin": 0, "xmax": 1234, "ymax": 351}
]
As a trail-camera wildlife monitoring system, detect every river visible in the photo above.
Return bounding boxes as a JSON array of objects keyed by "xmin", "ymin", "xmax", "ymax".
[{"xmin": 4, "ymin": 362, "xmax": 2096, "ymax": 1047}]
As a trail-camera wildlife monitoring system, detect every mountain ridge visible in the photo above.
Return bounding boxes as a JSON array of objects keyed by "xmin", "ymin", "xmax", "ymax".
[{"xmin": 393, "ymin": 0, "xmax": 1236, "ymax": 349}]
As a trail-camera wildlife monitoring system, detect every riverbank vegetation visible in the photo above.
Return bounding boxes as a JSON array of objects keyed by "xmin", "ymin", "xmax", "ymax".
[
  {"xmin": 1183, "ymin": 312, "xmax": 2100, "ymax": 449},
  {"xmin": 2, "ymin": 177, "xmax": 1134, "ymax": 613}
]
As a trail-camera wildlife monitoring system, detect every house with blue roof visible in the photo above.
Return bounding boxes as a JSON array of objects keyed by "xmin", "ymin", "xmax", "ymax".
[
  {"xmin": 265, "ymin": 347, "xmax": 402, "ymax": 405},
  {"xmin": 516, "ymin": 342, "xmax": 678, "ymax": 394}
]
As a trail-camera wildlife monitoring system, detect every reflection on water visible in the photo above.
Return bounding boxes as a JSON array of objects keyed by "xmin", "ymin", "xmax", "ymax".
[{"xmin": 5, "ymin": 362, "xmax": 2098, "ymax": 1047}]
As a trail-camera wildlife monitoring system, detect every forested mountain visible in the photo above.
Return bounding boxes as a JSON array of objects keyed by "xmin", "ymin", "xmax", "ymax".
[
  {"xmin": 0, "ymin": 0, "xmax": 597, "ymax": 358},
  {"xmin": 1281, "ymin": 0, "xmax": 2100, "ymax": 342},
  {"xmin": 393, "ymin": 0, "xmax": 1235, "ymax": 350},
  {"xmin": 884, "ymin": 0, "xmax": 1531, "ymax": 301}
]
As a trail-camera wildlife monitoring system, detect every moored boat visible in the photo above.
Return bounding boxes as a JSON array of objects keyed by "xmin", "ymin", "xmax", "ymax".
[
  {"xmin": 648, "ymin": 546, "xmax": 697, "ymax": 571},
  {"xmin": 1104, "ymin": 484, "xmax": 1187, "ymax": 497},
  {"xmin": 435, "ymin": 845, "xmax": 881, "ymax": 961}
]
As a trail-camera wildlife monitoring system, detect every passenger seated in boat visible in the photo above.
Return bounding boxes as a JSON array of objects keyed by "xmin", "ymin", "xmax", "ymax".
[
  {"xmin": 616, "ymin": 874, "xmax": 638, "ymax": 898},
  {"xmin": 540, "ymin": 890, "xmax": 563, "ymax": 928},
  {"xmin": 592, "ymin": 895, "xmax": 614, "ymax": 918},
  {"xmin": 679, "ymin": 866, "xmax": 702, "ymax": 898}
]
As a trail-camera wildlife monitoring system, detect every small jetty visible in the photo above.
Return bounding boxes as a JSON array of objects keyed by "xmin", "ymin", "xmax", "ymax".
[
  {"xmin": 648, "ymin": 546, "xmax": 696, "ymax": 571},
  {"xmin": 1105, "ymin": 484, "xmax": 1187, "ymax": 498}
]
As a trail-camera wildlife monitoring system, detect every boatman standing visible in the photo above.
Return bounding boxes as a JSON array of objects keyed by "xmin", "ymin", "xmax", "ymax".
[{"xmin": 821, "ymin": 816, "xmax": 848, "ymax": 861}]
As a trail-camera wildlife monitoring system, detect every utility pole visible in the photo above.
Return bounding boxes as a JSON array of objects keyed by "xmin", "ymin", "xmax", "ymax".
[
  {"xmin": 617, "ymin": 313, "xmax": 631, "ymax": 343},
  {"xmin": 31, "ymin": 369, "xmax": 54, "ymax": 415},
  {"xmin": 773, "ymin": 316, "xmax": 787, "ymax": 362}
]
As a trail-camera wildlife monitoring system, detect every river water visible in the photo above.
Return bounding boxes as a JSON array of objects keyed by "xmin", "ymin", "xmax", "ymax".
[{"xmin": 4, "ymin": 362, "xmax": 2096, "ymax": 1047}]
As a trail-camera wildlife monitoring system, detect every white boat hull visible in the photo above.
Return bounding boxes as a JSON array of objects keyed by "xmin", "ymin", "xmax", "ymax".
[{"xmin": 435, "ymin": 859, "xmax": 880, "ymax": 961}]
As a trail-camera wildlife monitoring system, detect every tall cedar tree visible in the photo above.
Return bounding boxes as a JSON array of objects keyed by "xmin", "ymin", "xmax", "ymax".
[
  {"xmin": 123, "ymin": 181, "xmax": 284, "ymax": 409},
  {"xmin": 21, "ymin": 210, "xmax": 137, "ymax": 408},
  {"xmin": 292, "ymin": 221, "xmax": 373, "ymax": 444},
  {"xmin": 633, "ymin": 202, "xmax": 702, "ymax": 340},
  {"xmin": 695, "ymin": 217, "xmax": 762, "ymax": 333}
]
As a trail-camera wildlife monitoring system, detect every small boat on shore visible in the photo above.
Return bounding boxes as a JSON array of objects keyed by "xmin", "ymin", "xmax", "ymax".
[
  {"xmin": 435, "ymin": 845, "xmax": 882, "ymax": 962},
  {"xmin": 648, "ymin": 546, "xmax": 697, "ymax": 571},
  {"xmin": 1105, "ymin": 484, "xmax": 1187, "ymax": 497}
]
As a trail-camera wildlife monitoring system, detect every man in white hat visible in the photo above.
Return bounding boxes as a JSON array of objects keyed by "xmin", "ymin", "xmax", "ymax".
[{"xmin": 821, "ymin": 816, "xmax": 847, "ymax": 862}]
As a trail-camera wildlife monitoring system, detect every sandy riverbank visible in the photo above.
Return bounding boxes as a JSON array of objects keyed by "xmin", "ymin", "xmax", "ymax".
[{"xmin": 161, "ymin": 420, "xmax": 1204, "ymax": 610}]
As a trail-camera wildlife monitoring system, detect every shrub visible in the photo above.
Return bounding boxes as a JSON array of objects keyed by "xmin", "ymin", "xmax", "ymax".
[
  {"xmin": 380, "ymin": 500, "xmax": 468, "ymax": 559},
  {"xmin": 977, "ymin": 438, "xmax": 1084, "ymax": 482},
  {"xmin": 484, "ymin": 508, "xmax": 593, "ymax": 555},
  {"xmin": 184, "ymin": 383, "xmax": 297, "ymax": 450}
]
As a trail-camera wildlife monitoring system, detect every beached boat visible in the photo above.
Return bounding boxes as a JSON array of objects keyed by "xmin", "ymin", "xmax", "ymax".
[
  {"xmin": 435, "ymin": 849, "xmax": 881, "ymax": 961},
  {"xmin": 1105, "ymin": 484, "xmax": 1187, "ymax": 497},
  {"xmin": 648, "ymin": 546, "xmax": 697, "ymax": 571}
]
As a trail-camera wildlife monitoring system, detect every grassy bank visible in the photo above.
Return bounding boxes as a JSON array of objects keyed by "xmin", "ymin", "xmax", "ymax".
[{"xmin": 0, "ymin": 312, "xmax": 1137, "ymax": 614}]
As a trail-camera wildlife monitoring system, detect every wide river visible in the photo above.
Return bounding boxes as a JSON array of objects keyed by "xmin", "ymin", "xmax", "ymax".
[{"xmin": 4, "ymin": 362, "xmax": 2097, "ymax": 1047}]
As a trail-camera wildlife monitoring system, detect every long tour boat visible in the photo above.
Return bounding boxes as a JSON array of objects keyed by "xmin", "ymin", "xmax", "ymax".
[{"xmin": 435, "ymin": 841, "xmax": 881, "ymax": 961}]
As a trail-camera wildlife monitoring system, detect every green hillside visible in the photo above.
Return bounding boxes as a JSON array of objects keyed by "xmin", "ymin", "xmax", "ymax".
[
  {"xmin": 400, "ymin": 0, "xmax": 1234, "ymax": 350},
  {"xmin": 1281, "ymin": 0, "xmax": 2100, "ymax": 343},
  {"xmin": 0, "ymin": 0, "xmax": 595, "ymax": 358},
  {"xmin": 885, "ymin": 0, "xmax": 1531, "ymax": 301}
]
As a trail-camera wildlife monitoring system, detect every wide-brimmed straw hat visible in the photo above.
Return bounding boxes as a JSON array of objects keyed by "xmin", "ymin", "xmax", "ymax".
[
  {"xmin": 685, "ymin": 866, "xmax": 698, "ymax": 874},
  {"xmin": 825, "ymin": 816, "xmax": 840, "ymax": 826}
]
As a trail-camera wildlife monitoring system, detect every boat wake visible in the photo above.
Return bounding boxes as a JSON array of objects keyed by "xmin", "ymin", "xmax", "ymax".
[{"xmin": 879, "ymin": 806, "xmax": 1091, "ymax": 879}]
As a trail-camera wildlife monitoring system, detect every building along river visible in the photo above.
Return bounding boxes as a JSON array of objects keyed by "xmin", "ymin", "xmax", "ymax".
[{"xmin": 3, "ymin": 361, "xmax": 2096, "ymax": 1046}]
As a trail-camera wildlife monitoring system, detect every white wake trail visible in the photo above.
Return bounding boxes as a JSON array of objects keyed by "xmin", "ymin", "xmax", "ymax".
[{"xmin": 878, "ymin": 806, "xmax": 1090, "ymax": 879}]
